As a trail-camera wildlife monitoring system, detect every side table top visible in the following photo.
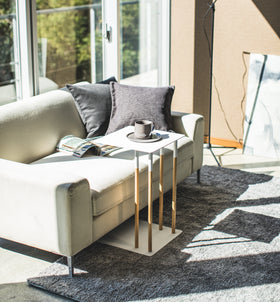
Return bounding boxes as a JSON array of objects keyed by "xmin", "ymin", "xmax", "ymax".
[{"xmin": 95, "ymin": 126, "xmax": 185, "ymax": 153}]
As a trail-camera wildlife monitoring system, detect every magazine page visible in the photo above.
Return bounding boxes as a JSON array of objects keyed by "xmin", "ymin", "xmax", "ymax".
[
  {"xmin": 57, "ymin": 135, "xmax": 101, "ymax": 157},
  {"xmin": 86, "ymin": 138, "xmax": 121, "ymax": 156}
]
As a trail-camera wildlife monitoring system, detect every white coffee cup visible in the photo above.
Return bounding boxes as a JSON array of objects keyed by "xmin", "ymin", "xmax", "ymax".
[{"xmin": 134, "ymin": 120, "xmax": 154, "ymax": 139}]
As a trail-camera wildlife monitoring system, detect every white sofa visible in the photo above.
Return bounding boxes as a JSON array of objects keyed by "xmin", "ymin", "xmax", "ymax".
[{"xmin": 0, "ymin": 88, "xmax": 204, "ymax": 276}]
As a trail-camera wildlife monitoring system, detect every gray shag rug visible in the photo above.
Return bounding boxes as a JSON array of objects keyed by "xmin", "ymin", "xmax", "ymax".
[{"xmin": 27, "ymin": 165, "xmax": 280, "ymax": 301}]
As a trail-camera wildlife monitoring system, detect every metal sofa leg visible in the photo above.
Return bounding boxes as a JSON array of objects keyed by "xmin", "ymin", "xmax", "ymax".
[
  {"xmin": 197, "ymin": 169, "xmax": 201, "ymax": 184},
  {"xmin": 67, "ymin": 256, "xmax": 74, "ymax": 277}
]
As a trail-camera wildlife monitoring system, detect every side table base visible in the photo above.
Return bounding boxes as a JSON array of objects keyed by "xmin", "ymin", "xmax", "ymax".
[{"xmin": 99, "ymin": 220, "xmax": 182, "ymax": 256}]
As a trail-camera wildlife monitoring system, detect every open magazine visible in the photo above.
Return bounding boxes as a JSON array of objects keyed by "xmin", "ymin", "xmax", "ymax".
[{"xmin": 56, "ymin": 135, "xmax": 120, "ymax": 158}]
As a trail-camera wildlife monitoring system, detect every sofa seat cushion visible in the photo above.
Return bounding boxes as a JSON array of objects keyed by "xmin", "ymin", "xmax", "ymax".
[{"xmin": 31, "ymin": 136, "xmax": 193, "ymax": 216}]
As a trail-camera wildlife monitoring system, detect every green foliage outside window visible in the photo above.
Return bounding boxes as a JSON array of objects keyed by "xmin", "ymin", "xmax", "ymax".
[
  {"xmin": 0, "ymin": 0, "xmax": 15, "ymax": 84},
  {"xmin": 36, "ymin": 0, "xmax": 103, "ymax": 85},
  {"xmin": 0, "ymin": 0, "xmax": 140, "ymax": 87},
  {"xmin": 37, "ymin": 0, "xmax": 140, "ymax": 85},
  {"xmin": 121, "ymin": 1, "xmax": 139, "ymax": 79}
]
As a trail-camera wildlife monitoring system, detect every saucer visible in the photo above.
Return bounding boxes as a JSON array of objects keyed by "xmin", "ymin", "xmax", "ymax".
[{"xmin": 127, "ymin": 132, "xmax": 162, "ymax": 143}]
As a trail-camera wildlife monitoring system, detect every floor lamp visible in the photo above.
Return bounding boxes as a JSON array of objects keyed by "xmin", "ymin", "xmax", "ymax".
[{"xmin": 204, "ymin": 0, "xmax": 221, "ymax": 167}]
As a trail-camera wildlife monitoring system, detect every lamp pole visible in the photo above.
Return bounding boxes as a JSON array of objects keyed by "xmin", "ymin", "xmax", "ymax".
[{"xmin": 205, "ymin": 0, "xmax": 221, "ymax": 166}]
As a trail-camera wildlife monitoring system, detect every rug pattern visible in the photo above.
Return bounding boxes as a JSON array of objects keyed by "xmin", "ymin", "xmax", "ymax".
[{"xmin": 27, "ymin": 166, "xmax": 280, "ymax": 301}]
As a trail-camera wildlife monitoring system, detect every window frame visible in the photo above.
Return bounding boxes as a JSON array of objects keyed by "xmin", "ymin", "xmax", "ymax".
[
  {"xmin": 16, "ymin": 0, "xmax": 39, "ymax": 99},
  {"xmin": 8, "ymin": 0, "xmax": 171, "ymax": 103}
]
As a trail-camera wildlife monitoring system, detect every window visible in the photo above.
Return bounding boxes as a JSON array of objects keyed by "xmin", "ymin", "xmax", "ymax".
[
  {"xmin": 0, "ymin": 0, "xmax": 19, "ymax": 105},
  {"xmin": 0, "ymin": 0, "xmax": 170, "ymax": 106},
  {"xmin": 36, "ymin": 0, "xmax": 103, "ymax": 90},
  {"xmin": 110, "ymin": 0, "xmax": 171, "ymax": 87}
]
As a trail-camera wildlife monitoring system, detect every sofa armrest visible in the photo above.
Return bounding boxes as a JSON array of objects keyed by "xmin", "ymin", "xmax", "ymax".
[
  {"xmin": 0, "ymin": 158, "xmax": 92, "ymax": 257},
  {"xmin": 172, "ymin": 111, "xmax": 204, "ymax": 172}
]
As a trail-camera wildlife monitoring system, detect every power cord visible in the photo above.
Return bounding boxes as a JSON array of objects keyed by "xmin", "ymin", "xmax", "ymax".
[{"xmin": 241, "ymin": 51, "xmax": 250, "ymax": 135}]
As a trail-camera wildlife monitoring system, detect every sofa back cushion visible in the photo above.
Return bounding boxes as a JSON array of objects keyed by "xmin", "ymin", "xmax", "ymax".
[
  {"xmin": 0, "ymin": 90, "xmax": 86, "ymax": 163},
  {"xmin": 66, "ymin": 83, "xmax": 112, "ymax": 138},
  {"xmin": 106, "ymin": 82, "xmax": 175, "ymax": 135}
]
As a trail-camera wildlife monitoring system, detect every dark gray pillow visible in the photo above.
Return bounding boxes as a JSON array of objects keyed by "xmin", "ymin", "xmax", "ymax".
[
  {"xmin": 97, "ymin": 76, "xmax": 116, "ymax": 85},
  {"xmin": 106, "ymin": 82, "xmax": 175, "ymax": 135},
  {"xmin": 66, "ymin": 84, "xmax": 111, "ymax": 138},
  {"xmin": 66, "ymin": 77, "xmax": 117, "ymax": 138}
]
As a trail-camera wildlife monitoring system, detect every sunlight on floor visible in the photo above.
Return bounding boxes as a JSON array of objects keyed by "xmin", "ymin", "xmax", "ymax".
[
  {"xmin": 187, "ymin": 147, "xmax": 280, "ymax": 262},
  {"xmin": 237, "ymin": 176, "xmax": 280, "ymax": 201},
  {"xmin": 182, "ymin": 202, "xmax": 280, "ymax": 262},
  {"xmin": 0, "ymin": 248, "xmax": 51, "ymax": 284},
  {"xmin": 140, "ymin": 283, "xmax": 280, "ymax": 302}
]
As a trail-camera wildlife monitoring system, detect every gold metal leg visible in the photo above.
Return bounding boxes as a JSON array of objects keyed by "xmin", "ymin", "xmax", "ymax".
[
  {"xmin": 148, "ymin": 153, "xmax": 153, "ymax": 252},
  {"xmin": 172, "ymin": 142, "xmax": 178, "ymax": 234},
  {"xmin": 135, "ymin": 151, "xmax": 139, "ymax": 248},
  {"xmin": 159, "ymin": 149, "xmax": 164, "ymax": 230}
]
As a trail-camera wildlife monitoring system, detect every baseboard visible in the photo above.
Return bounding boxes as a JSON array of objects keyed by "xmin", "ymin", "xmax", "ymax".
[{"xmin": 204, "ymin": 136, "xmax": 243, "ymax": 149}]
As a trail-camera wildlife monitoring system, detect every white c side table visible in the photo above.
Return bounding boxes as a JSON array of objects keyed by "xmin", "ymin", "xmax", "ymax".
[{"xmin": 96, "ymin": 126, "xmax": 184, "ymax": 252}]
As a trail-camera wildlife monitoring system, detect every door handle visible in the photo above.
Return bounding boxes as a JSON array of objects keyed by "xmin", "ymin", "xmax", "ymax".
[{"xmin": 103, "ymin": 24, "xmax": 112, "ymax": 42}]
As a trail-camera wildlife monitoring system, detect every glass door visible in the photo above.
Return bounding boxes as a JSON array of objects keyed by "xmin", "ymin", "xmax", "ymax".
[
  {"xmin": 102, "ymin": 0, "xmax": 120, "ymax": 81},
  {"xmin": 102, "ymin": 0, "xmax": 170, "ymax": 87},
  {"xmin": 0, "ymin": 0, "xmax": 20, "ymax": 105},
  {"xmin": 36, "ymin": 0, "xmax": 103, "ymax": 91},
  {"xmin": 120, "ymin": 0, "xmax": 170, "ymax": 87},
  {"xmin": 0, "ymin": 0, "xmax": 170, "ymax": 105}
]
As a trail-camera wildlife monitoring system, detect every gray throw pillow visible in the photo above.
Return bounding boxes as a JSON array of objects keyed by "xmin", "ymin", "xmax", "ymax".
[
  {"xmin": 106, "ymin": 82, "xmax": 175, "ymax": 135},
  {"xmin": 66, "ymin": 77, "xmax": 117, "ymax": 138},
  {"xmin": 96, "ymin": 76, "xmax": 116, "ymax": 85}
]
